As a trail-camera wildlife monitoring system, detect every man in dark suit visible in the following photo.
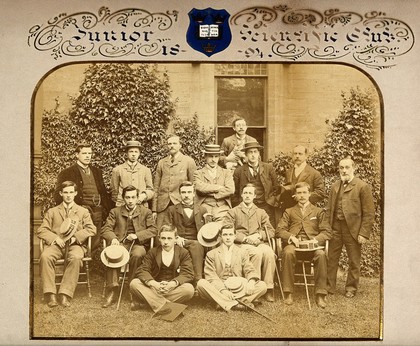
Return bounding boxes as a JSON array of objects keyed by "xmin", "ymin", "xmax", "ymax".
[
  {"xmin": 100, "ymin": 185, "xmax": 157, "ymax": 308},
  {"xmin": 163, "ymin": 181, "xmax": 208, "ymax": 286},
  {"xmin": 220, "ymin": 117, "xmax": 256, "ymax": 170},
  {"xmin": 280, "ymin": 145, "xmax": 326, "ymax": 213},
  {"xmin": 326, "ymin": 157, "xmax": 375, "ymax": 298},
  {"xmin": 54, "ymin": 142, "xmax": 112, "ymax": 250},
  {"xmin": 232, "ymin": 141, "xmax": 279, "ymax": 227},
  {"xmin": 276, "ymin": 182, "xmax": 332, "ymax": 307},
  {"xmin": 129, "ymin": 224, "xmax": 195, "ymax": 312}
]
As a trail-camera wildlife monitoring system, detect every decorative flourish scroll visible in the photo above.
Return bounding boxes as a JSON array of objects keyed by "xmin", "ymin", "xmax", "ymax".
[
  {"xmin": 27, "ymin": 7, "xmax": 182, "ymax": 59},
  {"xmin": 231, "ymin": 6, "xmax": 414, "ymax": 69}
]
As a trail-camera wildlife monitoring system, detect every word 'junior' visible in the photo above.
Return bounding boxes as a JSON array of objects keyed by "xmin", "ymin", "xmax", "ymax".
[{"xmin": 72, "ymin": 29, "xmax": 154, "ymax": 43}]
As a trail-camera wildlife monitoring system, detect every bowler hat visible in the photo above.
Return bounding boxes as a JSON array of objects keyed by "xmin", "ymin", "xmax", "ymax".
[
  {"xmin": 241, "ymin": 141, "xmax": 264, "ymax": 152},
  {"xmin": 197, "ymin": 222, "xmax": 222, "ymax": 247},
  {"xmin": 224, "ymin": 277, "xmax": 248, "ymax": 299},
  {"xmin": 100, "ymin": 245, "xmax": 130, "ymax": 268},
  {"xmin": 123, "ymin": 140, "xmax": 142, "ymax": 150},
  {"xmin": 59, "ymin": 218, "xmax": 79, "ymax": 242},
  {"xmin": 202, "ymin": 144, "xmax": 224, "ymax": 155}
]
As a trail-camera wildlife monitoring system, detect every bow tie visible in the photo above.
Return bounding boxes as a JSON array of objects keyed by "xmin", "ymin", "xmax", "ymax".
[{"xmin": 182, "ymin": 204, "xmax": 194, "ymax": 210}]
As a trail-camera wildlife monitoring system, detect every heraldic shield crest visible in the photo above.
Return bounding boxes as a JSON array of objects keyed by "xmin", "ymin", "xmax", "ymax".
[{"xmin": 186, "ymin": 8, "xmax": 232, "ymax": 57}]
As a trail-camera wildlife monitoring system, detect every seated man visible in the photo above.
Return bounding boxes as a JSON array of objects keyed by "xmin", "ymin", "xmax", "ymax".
[
  {"xmin": 101, "ymin": 185, "xmax": 157, "ymax": 308},
  {"xmin": 276, "ymin": 182, "xmax": 332, "ymax": 308},
  {"xmin": 223, "ymin": 183, "xmax": 276, "ymax": 302},
  {"xmin": 163, "ymin": 181, "xmax": 208, "ymax": 286},
  {"xmin": 129, "ymin": 224, "xmax": 195, "ymax": 312},
  {"xmin": 194, "ymin": 144, "xmax": 234, "ymax": 222},
  {"xmin": 197, "ymin": 225, "xmax": 267, "ymax": 311},
  {"xmin": 37, "ymin": 181, "xmax": 96, "ymax": 307}
]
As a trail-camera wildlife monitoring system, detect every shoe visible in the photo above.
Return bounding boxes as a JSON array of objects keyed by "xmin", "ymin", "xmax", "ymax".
[
  {"xmin": 102, "ymin": 288, "xmax": 117, "ymax": 308},
  {"xmin": 46, "ymin": 293, "xmax": 58, "ymax": 308},
  {"xmin": 316, "ymin": 294, "xmax": 327, "ymax": 308},
  {"xmin": 265, "ymin": 289, "xmax": 274, "ymax": 302},
  {"xmin": 345, "ymin": 290, "xmax": 356, "ymax": 298},
  {"xmin": 284, "ymin": 293, "xmax": 293, "ymax": 305},
  {"xmin": 130, "ymin": 301, "xmax": 141, "ymax": 311},
  {"xmin": 253, "ymin": 298, "xmax": 262, "ymax": 306},
  {"xmin": 60, "ymin": 294, "xmax": 71, "ymax": 307}
]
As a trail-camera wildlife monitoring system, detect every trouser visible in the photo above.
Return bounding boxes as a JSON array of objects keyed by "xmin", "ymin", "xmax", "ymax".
[
  {"xmin": 39, "ymin": 243, "xmax": 84, "ymax": 298},
  {"xmin": 254, "ymin": 201, "xmax": 277, "ymax": 229},
  {"xmin": 130, "ymin": 279, "xmax": 194, "ymax": 312},
  {"xmin": 327, "ymin": 219, "xmax": 362, "ymax": 293},
  {"xmin": 281, "ymin": 244, "xmax": 328, "ymax": 295},
  {"xmin": 201, "ymin": 202, "xmax": 231, "ymax": 222},
  {"xmin": 197, "ymin": 278, "xmax": 267, "ymax": 311},
  {"xmin": 183, "ymin": 240, "xmax": 205, "ymax": 285},
  {"xmin": 87, "ymin": 205, "xmax": 103, "ymax": 251},
  {"xmin": 239, "ymin": 243, "xmax": 275, "ymax": 289},
  {"xmin": 105, "ymin": 244, "xmax": 147, "ymax": 288}
]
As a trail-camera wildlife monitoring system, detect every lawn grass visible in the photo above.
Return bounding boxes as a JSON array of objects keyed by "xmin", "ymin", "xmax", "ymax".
[{"xmin": 31, "ymin": 267, "xmax": 382, "ymax": 340}]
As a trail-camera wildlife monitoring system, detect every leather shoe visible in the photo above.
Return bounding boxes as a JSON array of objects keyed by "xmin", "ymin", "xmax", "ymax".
[
  {"xmin": 102, "ymin": 288, "xmax": 117, "ymax": 308},
  {"xmin": 284, "ymin": 293, "xmax": 293, "ymax": 305},
  {"xmin": 316, "ymin": 294, "xmax": 327, "ymax": 308},
  {"xmin": 265, "ymin": 289, "xmax": 274, "ymax": 302},
  {"xmin": 232, "ymin": 302, "xmax": 254, "ymax": 311},
  {"xmin": 345, "ymin": 290, "xmax": 356, "ymax": 298},
  {"xmin": 60, "ymin": 294, "xmax": 71, "ymax": 307},
  {"xmin": 130, "ymin": 301, "xmax": 142, "ymax": 311},
  {"xmin": 46, "ymin": 293, "xmax": 58, "ymax": 308}
]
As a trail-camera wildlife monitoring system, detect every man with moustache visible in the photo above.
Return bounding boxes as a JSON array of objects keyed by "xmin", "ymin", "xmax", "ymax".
[
  {"xmin": 326, "ymin": 157, "xmax": 375, "ymax": 298},
  {"xmin": 54, "ymin": 142, "xmax": 112, "ymax": 251},
  {"xmin": 194, "ymin": 144, "xmax": 234, "ymax": 222},
  {"xmin": 111, "ymin": 140, "xmax": 154, "ymax": 208},
  {"xmin": 152, "ymin": 135, "xmax": 197, "ymax": 230}
]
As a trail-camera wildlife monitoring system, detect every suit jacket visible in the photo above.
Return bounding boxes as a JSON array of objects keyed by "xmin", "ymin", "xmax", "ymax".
[
  {"xmin": 110, "ymin": 161, "xmax": 154, "ymax": 206},
  {"xmin": 281, "ymin": 164, "xmax": 326, "ymax": 208},
  {"xmin": 276, "ymin": 203, "xmax": 331, "ymax": 245},
  {"xmin": 220, "ymin": 134, "xmax": 256, "ymax": 167},
  {"xmin": 194, "ymin": 166, "xmax": 234, "ymax": 208},
  {"xmin": 152, "ymin": 153, "xmax": 197, "ymax": 213},
  {"xmin": 163, "ymin": 203, "xmax": 206, "ymax": 239},
  {"xmin": 232, "ymin": 162, "xmax": 279, "ymax": 206},
  {"xmin": 325, "ymin": 177, "xmax": 375, "ymax": 240},
  {"xmin": 204, "ymin": 244, "xmax": 260, "ymax": 292},
  {"xmin": 224, "ymin": 203, "xmax": 275, "ymax": 243},
  {"xmin": 100, "ymin": 205, "xmax": 157, "ymax": 245},
  {"xmin": 36, "ymin": 203, "xmax": 96, "ymax": 246},
  {"xmin": 135, "ymin": 245, "xmax": 194, "ymax": 285},
  {"xmin": 54, "ymin": 163, "xmax": 112, "ymax": 213}
]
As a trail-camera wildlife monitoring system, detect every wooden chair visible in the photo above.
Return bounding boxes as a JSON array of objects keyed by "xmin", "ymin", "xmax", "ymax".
[
  {"xmin": 275, "ymin": 238, "xmax": 329, "ymax": 309},
  {"xmin": 39, "ymin": 236, "xmax": 93, "ymax": 297}
]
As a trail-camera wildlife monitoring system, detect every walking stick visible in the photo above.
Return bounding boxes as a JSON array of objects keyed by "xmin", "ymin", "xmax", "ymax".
[
  {"xmin": 264, "ymin": 225, "xmax": 284, "ymax": 300},
  {"xmin": 116, "ymin": 240, "xmax": 135, "ymax": 310},
  {"xmin": 236, "ymin": 299, "xmax": 277, "ymax": 323}
]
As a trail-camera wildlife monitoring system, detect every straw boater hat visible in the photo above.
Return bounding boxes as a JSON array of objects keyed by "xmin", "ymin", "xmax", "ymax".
[
  {"xmin": 197, "ymin": 222, "xmax": 222, "ymax": 247},
  {"xmin": 59, "ymin": 218, "xmax": 79, "ymax": 242},
  {"xmin": 123, "ymin": 140, "xmax": 142, "ymax": 150},
  {"xmin": 224, "ymin": 277, "xmax": 248, "ymax": 299},
  {"xmin": 295, "ymin": 239, "xmax": 324, "ymax": 252},
  {"xmin": 202, "ymin": 144, "xmax": 224, "ymax": 155},
  {"xmin": 240, "ymin": 141, "xmax": 264, "ymax": 152},
  {"xmin": 100, "ymin": 245, "xmax": 130, "ymax": 268}
]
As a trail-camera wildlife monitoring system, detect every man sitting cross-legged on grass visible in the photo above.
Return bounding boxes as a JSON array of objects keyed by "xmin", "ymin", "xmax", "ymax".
[
  {"xmin": 129, "ymin": 224, "xmax": 195, "ymax": 312},
  {"xmin": 197, "ymin": 224, "xmax": 267, "ymax": 311}
]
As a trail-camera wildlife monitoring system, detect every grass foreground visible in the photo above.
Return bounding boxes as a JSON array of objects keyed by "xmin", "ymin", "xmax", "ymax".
[{"xmin": 31, "ymin": 267, "xmax": 382, "ymax": 340}]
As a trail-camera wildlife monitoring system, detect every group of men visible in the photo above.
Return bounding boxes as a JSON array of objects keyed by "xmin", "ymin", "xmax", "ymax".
[{"xmin": 36, "ymin": 117, "xmax": 375, "ymax": 314}]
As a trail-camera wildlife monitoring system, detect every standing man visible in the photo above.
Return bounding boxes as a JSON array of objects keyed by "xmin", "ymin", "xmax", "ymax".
[
  {"xmin": 224, "ymin": 183, "xmax": 276, "ymax": 302},
  {"xmin": 220, "ymin": 117, "xmax": 256, "ymax": 170},
  {"xmin": 129, "ymin": 224, "xmax": 195, "ymax": 312},
  {"xmin": 326, "ymin": 157, "xmax": 375, "ymax": 298},
  {"xmin": 152, "ymin": 135, "xmax": 197, "ymax": 230},
  {"xmin": 232, "ymin": 141, "xmax": 279, "ymax": 227},
  {"xmin": 163, "ymin": 181, "xmax": 208, "ymax": 286},
  {"xmin": 197, "ymin": 225, "xmax": 267, "ymax": 311},
  {"xmin": 276, "ymin": 182, "xmax": 332, "ymax": 308},
  {"xmin": 111, "ymin": 140, "xmax": 154, "ymax": 208},
  {"xmin": 101, "ymin": 185, "xmax": 157, "ymax": 308},
  {"xmin": 194, "ymin": 144, "xmax": 234, "ymax": 221},
  {"xmin": 54, "ymin": 142, "xmax": 112, "ymax": 250},
  {"xmin": 37, "ymin": 181, "xmax": 96, "ymax": 307},
  {"xmin": 280, "ymin": 145, "xmax": 326, "ymax": 213}
]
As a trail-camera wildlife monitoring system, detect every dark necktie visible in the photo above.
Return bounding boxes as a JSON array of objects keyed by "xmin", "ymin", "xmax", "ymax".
[
  {"xmin": 182, "ymin": 204, "xmax": 193, "ymax": 210},
  {"xmin": 251, "ymin": 165, "xmax": 259, "ymax": 177}
]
